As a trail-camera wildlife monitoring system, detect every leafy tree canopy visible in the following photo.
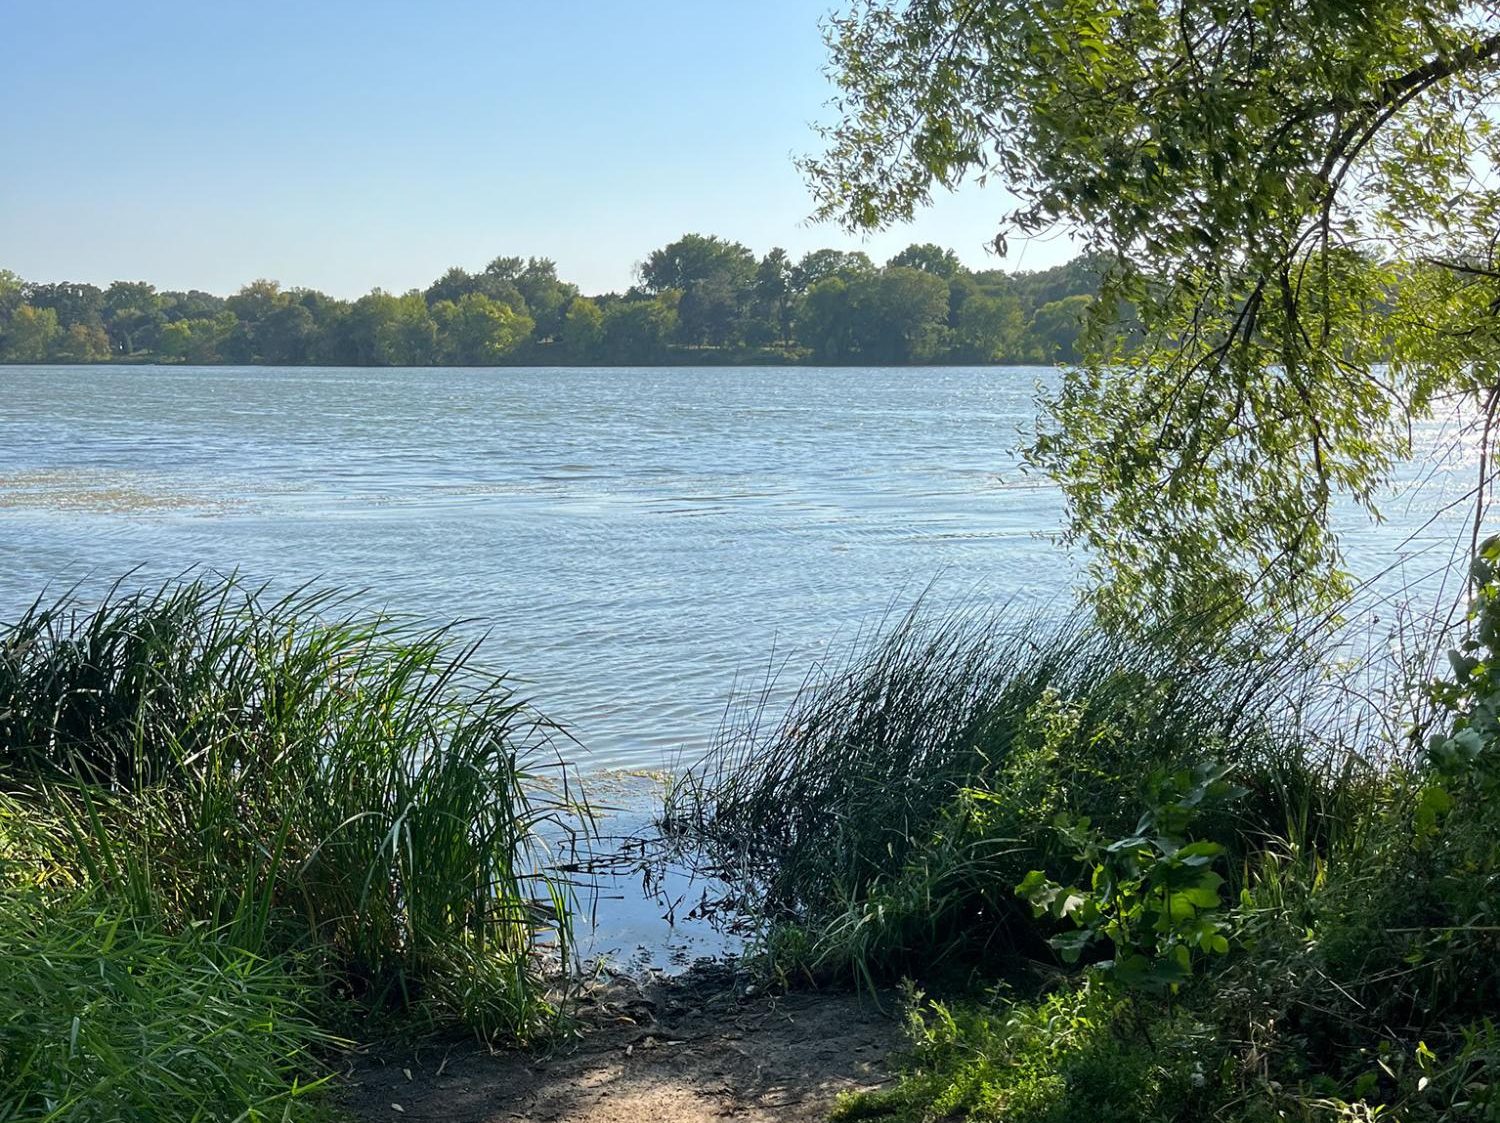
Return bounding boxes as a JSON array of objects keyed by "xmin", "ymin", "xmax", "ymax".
[
  {"xmin": 806, "ymin": 0, "xmax": 1500, "ymax": 627},
  {"xmin": 1, "ymin": 238, "xmax": 1103, "ymax": 369},
  {"xmin": 638, "ymin": 233, "xmax": 756, "ymax": 294},
  {"xmin": 512, "ymin": 258, "xmax": 578, "ymax": 341},
  {"xmin": 433, "ymin": 292, "xmax": 533, "ymax": 365},
  {"xmin": 0, "ymin": 270, "xmax": 24, "ymax": 325},
  {"xmin": 792, "ymin": 249, "xmax": 876, "ymax": 290},
  {"xmin": 888, "ymin": 242, "xmax": 962, "ymax": 279}
]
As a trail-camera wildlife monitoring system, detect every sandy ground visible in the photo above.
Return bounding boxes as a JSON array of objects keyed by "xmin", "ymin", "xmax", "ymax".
[{"xmin": 339, "ymin": 967, "xmax": 899, "ymax": 1123}]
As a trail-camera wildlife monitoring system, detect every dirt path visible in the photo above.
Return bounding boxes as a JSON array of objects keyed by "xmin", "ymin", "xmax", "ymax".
[{"xmin": 340, "ymin": 967, "xmax": 899, "ymax": 1123}]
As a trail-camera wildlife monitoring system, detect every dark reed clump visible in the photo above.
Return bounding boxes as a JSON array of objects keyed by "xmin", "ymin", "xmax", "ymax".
[{"xmin": 665, "ymin": 602, "xmax": 1354, "ymax": 980}]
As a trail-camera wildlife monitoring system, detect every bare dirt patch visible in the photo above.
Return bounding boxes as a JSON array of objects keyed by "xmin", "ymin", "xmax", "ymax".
[{"xmin": 339, "ymin": 967, "xmax": 899, "ymax": 1123}]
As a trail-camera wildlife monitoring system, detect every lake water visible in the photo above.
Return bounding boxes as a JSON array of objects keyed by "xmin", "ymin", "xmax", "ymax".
[{"xmin": 0, "ymin": 364, "xmax": 1478, "ymax": 776}]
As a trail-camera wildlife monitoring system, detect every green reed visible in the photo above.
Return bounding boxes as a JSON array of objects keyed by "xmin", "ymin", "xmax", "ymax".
[
  {"xmin": 664, "ymin": 603, "xmax": 1359, "ymax": 980},
  {"xmin": 0, "ymin": 574, "xmax": 585, "ymax": 1040}
]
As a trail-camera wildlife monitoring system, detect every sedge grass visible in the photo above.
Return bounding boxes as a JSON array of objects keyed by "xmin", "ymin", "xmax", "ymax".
[
  {"xmin": 0, "ymin": 573, "xmax": 586, "ymax": 1071},
  {"xmin": 665, "ymin": 601, "xmax": 1364, "ymax": 980}
]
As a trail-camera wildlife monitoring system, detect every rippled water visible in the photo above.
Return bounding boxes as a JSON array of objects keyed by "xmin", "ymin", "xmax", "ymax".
[{"xmin": 0, "ymin": 363, "xmax": 1477, "ymax": 773}]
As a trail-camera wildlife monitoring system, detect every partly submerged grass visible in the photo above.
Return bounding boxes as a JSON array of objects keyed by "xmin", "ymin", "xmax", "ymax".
[
  {"xmin": 671, "ymin": 600, "xmax": 1500, "ymax": 1119},
  {"xmin": 665, "ymin": 603, "xmax": 1361, "ymax": 982},
  {"xmin": 1, "ymin": 574, "xmax": 583, "ymax": 1033},
  {"xmin": 0, "ymin": 573, "xmax": 588, "ymax": 1120}
]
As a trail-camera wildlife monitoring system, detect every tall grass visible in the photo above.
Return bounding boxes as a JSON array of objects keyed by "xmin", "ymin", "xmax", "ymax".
[
  {"xmin": 0, "ymin": 574, "xmax": 586, "ymax": 1120},
  {"xmin": 0, "ymin": 887, "xmax": 332, "ymax": 1123},
  {"xmin": 671, "ymin": 597, "xmax": 1500, "ymax": 1119},
  {"xmin": 665, "ymin": 603, "xmax": 1355, "ymax": 980}
]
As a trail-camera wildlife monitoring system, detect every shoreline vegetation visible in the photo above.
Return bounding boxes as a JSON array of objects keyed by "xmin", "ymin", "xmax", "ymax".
[
  {"xmin": 5, "ymin": 569, "xmax": 1500, "ymax": 1121},
  {"xmin": 0, "ymin": 576, "xmax": 583, "ymax": 1119},
  {"xmin": 12, "ymin": 0, "xmax": 1500, "ymax": 1115},
  {"xmin": 664, "ymin": 594, "xmax": 1500, "ymax": 1122},
  {"xmin": 0, "ymin": 241, "xmax": 1103, "ymax": 369}
]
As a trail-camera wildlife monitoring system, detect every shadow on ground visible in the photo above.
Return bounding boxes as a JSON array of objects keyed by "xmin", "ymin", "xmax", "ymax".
[{"xmin": 340, "ymin": 966, "xmax": 898, "ymax": 1123}]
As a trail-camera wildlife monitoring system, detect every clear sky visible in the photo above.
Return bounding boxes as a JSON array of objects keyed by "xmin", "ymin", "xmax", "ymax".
[{"xmin": 0, "ymin": 0, "xmax": 1077, "ymax": 298}]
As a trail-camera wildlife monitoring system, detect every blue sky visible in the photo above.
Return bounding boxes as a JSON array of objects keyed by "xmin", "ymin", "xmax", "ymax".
[{"xmin": 0, "ymin": 1, "xmax": 1077, "ymax": 297}]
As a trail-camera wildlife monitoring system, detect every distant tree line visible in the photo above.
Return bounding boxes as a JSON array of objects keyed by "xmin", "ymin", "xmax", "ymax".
[{"xmin": 0, "ymin": 239, "xmax": 1106, "ymax": 366}]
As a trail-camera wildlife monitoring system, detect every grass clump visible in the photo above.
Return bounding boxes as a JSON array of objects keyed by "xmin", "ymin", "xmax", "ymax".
[
  {"xmin": 0, "ymin": 888, "xmax": 332, "ymax": 1122},
  {"xmin": 0, "ymin": 574, "xmax": 583, "ymax": 1120},
  {"xmin": 670, "ymin": 581, "xmax": 1500, "ymax": 1120},
  {"xmin": 831, "ymin": 981, "xmax": 1213, "ymax": 1123},
  {"xmin": 666, "ymin": 604, "xmax": 1336, "ymax": 985}
]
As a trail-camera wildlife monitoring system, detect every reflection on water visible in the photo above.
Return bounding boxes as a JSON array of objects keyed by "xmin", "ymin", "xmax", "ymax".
[
  {"xmin": 0, "ymin": 363, "xmax": 1477, "ymax": 773},
  {"xmin": 558, "ymin": 772, "xmax": 743, "ymax": 973}
]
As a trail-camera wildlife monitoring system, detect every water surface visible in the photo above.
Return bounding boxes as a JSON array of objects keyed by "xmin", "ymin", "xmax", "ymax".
[{"xmin": 0, "ymin": 363, "xmax": 1474, "ymax": 772}]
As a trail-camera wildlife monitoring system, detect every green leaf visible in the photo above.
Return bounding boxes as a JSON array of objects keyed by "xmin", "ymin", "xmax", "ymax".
[
  {"xmin": 1050, "ymin": 929, "xmax": 1093, "ymax": 964},
  {"xmin": 1415, "ymin": 784, "xmax": 1453, "ymax": 834},
  {"xmin": 1175, "ymin": 840, "xmax": 1225, "ymax": 865}
]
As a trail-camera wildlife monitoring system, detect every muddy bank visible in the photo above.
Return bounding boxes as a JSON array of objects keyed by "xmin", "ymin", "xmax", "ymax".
[{"xmin": 340, "ymin": 966, "xmax": 898, "ymax": 1123}]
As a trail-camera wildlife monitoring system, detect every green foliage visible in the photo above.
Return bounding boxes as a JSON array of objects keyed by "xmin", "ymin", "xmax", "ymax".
[
  {"xmin": 832, "ymin": 981, "xmax": 1213, "ymax": 1123},
  {"xmin": 807, "ymin": 0, "xmax": 1500, "ymax": 626},
  {"xmin": 1298, "ymin": 533, "xmax": 1500, "ymax": 1031},
  {"xmin": 672, "ymin": 597, "xmax": 1500, "ymax": 1118},
  {"xmin": 600, "ymin": 292, "xmax": 679, "ymax": 362},
  {"xmin": 53, "ymin": 323, "xmax": 112, "ymax": 362},
  {"xmin": 373, "ymin": 291, "xmax": 439, "ymax": 365},
  {"xmin": 953, "ymin": 292, "xmax": 1025, "ymax": 363},
  {"xmin": 1, "ymin": 240, "xmax": 1104, "ymax": 365},
  {"xmin": 792, "ymin": 248, "xmax": 874, "ymax": 289},
  {"xmin": 560, "ymin": 294, "xmax": 604, "ymax": 358},
  {"xmin": 796, "ymin": 266, "xmax": 953, "ymax": 362},
  {"xmin": 0, "ymin": 575, "xmax": 582, "ymax": 1043},
  {"xmin": 638, "ymin": 233, "xmax": 757, "ymax": 296},
  {"xmin": 511, "ymin": 257, "xmax": 577, "ymax": 341},
  {"xmin": 886, "ymin": 242, "xmax": 962, "ymax": 280},
  {"xmin": 667, "ymin": 605, "xmax": 1326, "ymax": 985},
  {"xmin": 21, "ymin": 283, "xmax": 105, "ymax": 338},
  {"xmin": 1427, "ymin": 535, "xmax": 1500, "ymax": 790},
  {"xmin": 1027, "ymin": 295, "xmax": 1091, "ymax": 364},
  {"xmin": 101, "ymin": 281, "xmax": 163, "ymax": 357},
  {"xmin": 157, "ymin": 312, "xmax": 235, "ymax": 363},
  {"xmin": 0, "ymin": 887, "xmax": 332, "ymax": 1122},
  {"xmin": 1259, "ymin": 538, "xmax": 1500, "ymax": 1058},
  {"xmin": 5, "ymin": 304, "xmax": 60, "ymax": 361},
  {"xmin": 433, "ymin": 292, "xmax": 533, "ymax": 364},
  {"xmin": 0, "ymin": 269, "xmax": 23, "ymax": 326},
  {"xmin": 639, "ymin": 233, "xmax": 756, "ymax": 348},
  {"xmin": 753, "ymin": 247, "xmax": 795, "ymax": 344},
  {"xmin": 1018, "ymin": 764, "xmax": 1240, "ymax": 991},
  {"xmin": 0, "ymin": 574, "xmax": 592, "ymax": 1119}
]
